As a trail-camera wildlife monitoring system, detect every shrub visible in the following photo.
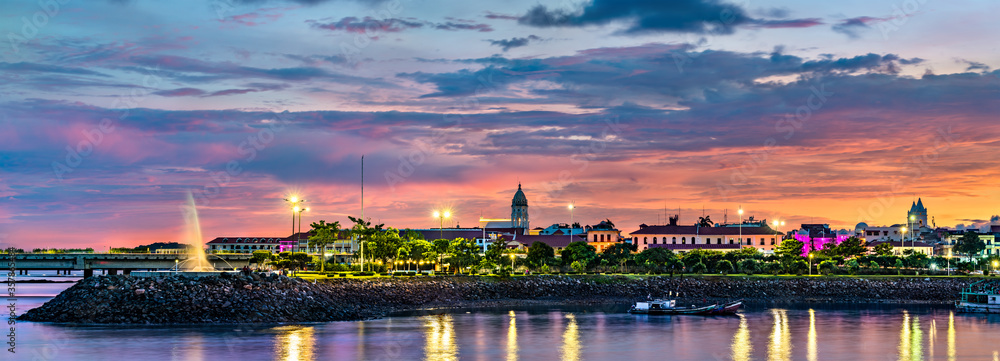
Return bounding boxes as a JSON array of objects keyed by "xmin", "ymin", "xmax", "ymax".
[
  {"xmin": 716, "ymin": 260, "xmax": 734, "ymax": 275},
  {"xmin": 691, "ymin": 262, "xmax": 707, "ymax": 275},
  {"xmin": 846, "ymin": 259, "xmax": 860, "ymax": 275},
  {"xmin": 571, "ymin": 260, "xmax": 587, "ymax": 273},
  {"xmin": 819, "ymin": 260, "xmax": 837, "ymax": 275},
  {"xmin": 791, "ymin": 260, "xmax": 808, "ymax": 276},
  {"xmin": 738, "ymin": 259, "xmax": 759, "ymax": 275},
  {"xmin": 540, "ymin": 264, "xmax": 551, "ymax": 274},
  {"xmin": 764, "ymin": 262, "xmax": 782, "ymax": 275}
]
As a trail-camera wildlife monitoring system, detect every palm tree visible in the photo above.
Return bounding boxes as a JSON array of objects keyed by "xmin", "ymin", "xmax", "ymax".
[
  {"xmin": 308, "ymin": 220, "xmax": 341, "ymax": 272},
  {"xmin": 698, "ymin": 215, "xmax": 714, "ymax": 227}
]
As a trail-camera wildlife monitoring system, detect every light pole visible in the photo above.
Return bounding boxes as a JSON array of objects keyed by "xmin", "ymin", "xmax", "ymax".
[
  {"xmin": 738, "ymin": 207, "xmax": 744, "ymax": 245},
  {"xmin": 568, "ymin": 203, "xmax": 575, "ymax": 243},
  {"xmin": 296, "ymin": 207, "xmax": 309, "ymax": 253},
  {"xmin": 901, "ymin": 226, "xmax": 907, "ymax": 255},
  {"xmin": 947, "ymin": 249, "xmax": 952, "ymax": 276},
  {"xmin": 809, "ymin": 253, "xmax": 814, "ymax": 276},
  {"xmin": 510, "ymin": 254, "xmax": 516, "ymax": 270},
  {"xmin": 284, "ymin": 196, "xmax": 304, "ymax": 252},
  {"xmin": 434, "ymin": 210, "xmax": 451, "ymax": 239},
  {"xmin": 909, "ymin": 215, "xmax": 916, "ymax": 250},
  {"xmin": 993, "ymin": 260, "xmax": 998, "ymax": 275}
]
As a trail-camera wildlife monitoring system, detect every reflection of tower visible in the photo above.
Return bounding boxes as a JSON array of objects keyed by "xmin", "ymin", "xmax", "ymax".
[
  {"xmin": 908, "ymin": 198, "xmax": 929, "ymax": 228},
  {"xmin": 511, "ymin": 184, "xmax": 529, "ymax": 234}
]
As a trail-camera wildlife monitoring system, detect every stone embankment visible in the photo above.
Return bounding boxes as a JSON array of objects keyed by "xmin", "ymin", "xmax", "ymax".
[{"xmin": 19, "ymin": 274, "xmax": 979, "ymax": 324}]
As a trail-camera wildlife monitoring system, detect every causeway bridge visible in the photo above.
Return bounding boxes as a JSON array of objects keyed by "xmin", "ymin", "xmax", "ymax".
[{"xmin": 1, "ymin": 253, "xmax": 252, "ymax": 278}]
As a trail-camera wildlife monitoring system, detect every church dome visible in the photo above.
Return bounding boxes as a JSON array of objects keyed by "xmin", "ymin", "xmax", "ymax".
[
  {"xmin": 512, "ymin": 184, "xmax": 528, "ymax": 207},
  {"xmin": 855, "ymin": 222, "xmax": 868, "ymax": 232}
]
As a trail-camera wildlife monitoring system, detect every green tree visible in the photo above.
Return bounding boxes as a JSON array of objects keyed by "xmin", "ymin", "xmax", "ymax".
[
  {"xmin": 874, "ymin": 243, "xmax": 894, "ymax": 256},
  {"xmin": 764, "ymin": 262, "xmax": 782, "ymax": 275},
  {"xmin": 431, "ymin": 238, "xmax": 451, "ymax": 271},
  {"xmin": 776, "ymin": 240, "xmax": 805, "ymax": 260},
  {"xmin": 571, "ymin": 260, "xmax": 587, "ymax": 273},
  {"xmin": 738, "ymin": 259, "xmax": 759, "ymax": 275},
  {"xmin": 690, "ymin": 262, "xmax": 707, "ymax": 274},
  {"xmin": 790, "ymin": 259, "xmax": 808, "ymax": 275},
  {"xmin": 448, "ymin": 238, "xmax": 480, "ymax": 274},
  {"xmin": 717, "ymin": 260, "xmax": 734, "ymax": 275},
  {"xmin": 869, "ymin": 261, "xmax": 880, "ymax": 270},
  {"xmin": 955, "ymin": 231, "xmax": 986, "ymax": 258},
  {"xmin": 347, "ymin": 216, "xmax": 385, "ymax": 270},
  {"xmin": 846, "ymin": 259, "xmax": 860, "ymax": 275},
  {"xmin": 307, "ymin": 220, "xmax": 341, "ymax": 272},
  {"xmin": 526, "ymin": 242, "xmax": 555, "ymax": 269},
  {"xmin": 250, "ymin": 250, "xmax": 273, "ymax": 267},
  {"xmin": 561, "ymin": 241, "xmax": 598, "ymax": 268},
  {"xmin": 905, "ymin": 252, "xmax": 930, "ymax": 269},
  {"xmin": 819, "ymin": 260, "xmax": 837, "ymax": 275},
  {"xmin": 894, "ymin": 258, "xmax": 905, "ymax": 274},
  {"xmin": 834, "ymin": 237, "xmax": 866, "ymax": 259},
  {"xmin": 636, "ymin": 248, "xmax": 677, "ymax": 273},
  {"xmin": 601, "ymin": 243, "xmax": 634, "ymax": 273},
  {"xmin": 407, "ymin": 239, "xmax": 433, "ymax": 272}
]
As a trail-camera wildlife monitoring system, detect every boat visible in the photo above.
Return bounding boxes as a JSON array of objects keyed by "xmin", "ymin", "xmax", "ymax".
[
  {"xmin": 628, "ymin": 299, "xmax": 719, "ymax": 315},
  {"xmin": 707, "ymin": 300, "xmax": 743, "ymax": 315},
  {"xmin": 956, "ymin": 280, "xmax": 1000, "ymax": 313}
]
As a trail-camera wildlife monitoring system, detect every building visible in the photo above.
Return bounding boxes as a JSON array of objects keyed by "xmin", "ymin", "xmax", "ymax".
[
  {"xmin": 856, "ymin": 223, "xmax": 907, "ymax": 243},
  {"xmin": 585, "ymin": 220, "xmax": 623, "ymax": 252},
  {"xmin": 866, "ymin": 240, "xmax": 934, "ymax": 256},
  {"xmin": 505, "ymin": 234, "xmax": 581, "ymax": 253},
  {"xmin": 940, "ymin": 231, "xmax": 997, "ymax": 260},
  {"xmin": 794, "ymin": 224, "xmax": 852, "ymax": 255},
  {"xmin": 511, "ymin": 184, "xmax": 529, "ymax": 233},
  {"xmin": 907, "ymin": 199, "xmax": 929, "ymax": 229},
  {"xmin": 207, "ymin": 237, "xmax": 284, "ymax": 254},
  {"xmin": 537, "ymin": 223, "xmax": 585, "ymax": 236},
  {"xmin": 627, "ymin": 218, "xmax": 783, "ymax": 254}
]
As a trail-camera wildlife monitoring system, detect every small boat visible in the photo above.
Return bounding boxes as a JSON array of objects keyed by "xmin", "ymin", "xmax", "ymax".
[
  {"xmin": 629, "ymin": 299, "xmax": 718, "ymax": 315},
  {"xmin": 956, "ymin": 280, "xmax": 1000, "ymax": 313},
  {"xmin": 707, "ymin": 300, "xmax": 743, "ymax": 315}
]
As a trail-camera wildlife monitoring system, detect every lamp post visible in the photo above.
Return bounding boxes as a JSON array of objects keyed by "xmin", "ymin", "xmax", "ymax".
[
  {"xmin": 738, "ymin": 207, "xmax": 744, "ymax": 245},
  {"xmin": 434, "ymin": 211, "xmax": 451, "ymax": 239},
  {"xmin": 568, "ymin": 203, "xmax": 575, "ymax": 243},
  {"xmin": 296, "ymin": 207, "xmax": 309, "ymax": 253},
  {"xmin": 993, "ymin": 260, "xmax": 998, "ymax": 275},
  {"xmin": 909, "ymin": 215, "xmax": 916, "ymax": 250},
  {"xmin": 809, "ymin": 253, "xmax": 814, "ymax": 276},
  {"xmin": 510, "ymin": 254, "xmax": 516, "ymax": 270},
  {"xmin": 901, "ymin": 227, "xmax": 907, "ymax": 255},
  {"xmin": 948, "ymin": 249, "xmax": 952, "ymax": 276},
  {"xmin": 284, "ymin": 196, "xmax": 304, "ymax": 252}
]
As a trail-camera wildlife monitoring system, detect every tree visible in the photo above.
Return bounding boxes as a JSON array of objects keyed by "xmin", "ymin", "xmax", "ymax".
[
  {"xmin": 955, "ymin": 231, "xmax": 986, "ymax": 258},
  {"xmin": 717, "ymin": 260, "xmax": 734, "ymax": 275},
  {"xmin": 571, "ymin": 260, "xmax": 587, "ymax": 273},
  {"xmin": 818, "ymin": 260, "xmax": 837, "ymax": 275},
  {"xmin": 637, "ymin": 248, "xmax": 677, "ymax": 273},
  {"xmin": 776, "ymin": 239, "xmax": 805, "ymax": 260},
  {"xmin": 905, "ymin": 252, "xmax": 929, "ymax": 269},
  {"xmin": 764, "ymin": 262, "xmax": 782, "ymax": 275},
  {"xmin": 407, "ymin": 239, "xmax": 433, "ymax": 272},
  {"xmin": 690, "ymin": 262, "xmax": 707, "ymax": 274},
  {"xmin": 894, "ymin": 258, "xmax": 905, "ymax": 274},
  {"xmin": 790, "ymin": 259, "xmax": 808, "ymax": 275},
  {"xmin": 308, "ymin": 220, "xmax": 341, "ymax": 272},
  {"xmin": 250, "ymin": 250, "xmax": 273, "ymax": 267},
  {"xmin": 526, "ymin": 242, "xmax": 555, "ymax": 269},
  {"xmin": 347, "ymin": 216, "xmax": 385, "ymax": 270},
  {"xmin": 601, "ymin": 243, "xmax": 634, "ymax": 273},
  {"xmin": 833, "ymin": 237, "xmax": 866, "ymax": 259},
  {"xmin": 874, "ymin": 243, "xmax": 894, "ymax": 256},
  {"xmin": 869, "ymin": 261, "xmax": 880, "ymax": 270},
  {"xmin": 698, "ymin": 215, "xmax": 714, "ymax": 227},
  {"xmin": 846, "ymin": 259, "xmax": 860, "ymax": 275},
  {"xmin": 448, "ymin": 238, "xmax": 480, "ymax": 274},
  {"xmin": 561, "ymin": 241, "xmax": 598, "ymax": 268},
  {"xmin": 738, "ymin": 259, "xmax": 759, "ymax": 275}
]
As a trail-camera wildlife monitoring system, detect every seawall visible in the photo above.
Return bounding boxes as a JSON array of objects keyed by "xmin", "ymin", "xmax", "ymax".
[{"xmin": 18, "ymin": 274, "xmax": 979, "ymax": 324}]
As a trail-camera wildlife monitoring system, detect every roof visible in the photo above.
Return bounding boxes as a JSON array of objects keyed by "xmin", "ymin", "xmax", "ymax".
[
  {"xmin": 512, "ymin": 184, "xmax": 528, "ymax": 206},
  {"xmin": 208, "ymin": 237, "xmax": 285, "ymax": 244},
  {"xmin": 648, "ymin": 244, "xmax": 743, "ymax": 251},
  {"xmin": 410, "ymin": 229, "xmax": 485, "ymax": 241},
  {"xmin": 507, "ymin": 234, "xmax": 583, "ymax": 249},
  {"xmin": 992, "ymin": 225, "xmax": 1000, "ymax": 234},
  {"xmin": 867, "ymin": 240, "xmax": 934, "ymax": 248},
  {"xmin": 629, "ymin": 225, "xmax": 780, "ymax": 236}
]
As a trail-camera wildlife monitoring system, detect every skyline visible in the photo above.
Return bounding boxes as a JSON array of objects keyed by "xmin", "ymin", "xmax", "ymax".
[{"xmin": 2, "ymin": 0, "xmax": 1000, "ymax": 249}]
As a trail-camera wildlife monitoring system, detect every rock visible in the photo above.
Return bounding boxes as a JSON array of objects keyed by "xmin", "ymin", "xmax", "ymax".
[{"xmin": 135, "ymin": 289, "xmax": 146, "ymax": 295}]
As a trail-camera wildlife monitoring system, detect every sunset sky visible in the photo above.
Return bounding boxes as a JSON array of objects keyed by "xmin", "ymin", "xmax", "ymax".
[{"xmin": 2, "ymin": 0, "xmax": 999, "ymax": 250}]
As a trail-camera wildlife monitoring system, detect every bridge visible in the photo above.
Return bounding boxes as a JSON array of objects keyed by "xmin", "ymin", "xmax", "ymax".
[{"xmin": 1, "ymin": 253, "xmax": 252, "ymax": 278}]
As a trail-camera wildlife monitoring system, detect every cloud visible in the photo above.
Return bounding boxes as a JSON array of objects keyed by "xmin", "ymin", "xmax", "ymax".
[
  {"xmin": 154, "ymin": 88, "xmax": 207, "ymax": 97},
  {"xmin": 125, "ymin": 55, "xmax": 376, "ymax": 84},
  {"xmin": 832, "ymin": 16, "xmax": 889, "ymax": 39},
  {"xmin": 308, "ymin": 17, "xmax": 493, "ymax": 36},
  {"xmin": 516, "ymin": 0, "xmax": 821, "ymax": 35},
  {"xmin": 488, "ymin": 35, "xmax": 540, "ymax": 51},
  {"xmin": 0, "ymin": 62, "xmax": 109, "ymax": 77}
]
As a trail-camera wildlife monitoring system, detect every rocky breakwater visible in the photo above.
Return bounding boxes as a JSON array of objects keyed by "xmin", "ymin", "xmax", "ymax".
[{"xmin": 19, "ymin": 274, "xmax": 978, "ymax": 324}]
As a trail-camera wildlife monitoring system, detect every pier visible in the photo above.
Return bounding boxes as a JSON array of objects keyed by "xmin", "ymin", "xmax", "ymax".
[{"xmin": 1, "ymin": 253, "xmax": 252, "ymax": 278}]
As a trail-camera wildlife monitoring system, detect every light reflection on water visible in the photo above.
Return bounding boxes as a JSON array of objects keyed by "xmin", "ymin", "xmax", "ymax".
[{"xmin": 14, "ymin": 303, "xmax": 1000, "ymax": 361}]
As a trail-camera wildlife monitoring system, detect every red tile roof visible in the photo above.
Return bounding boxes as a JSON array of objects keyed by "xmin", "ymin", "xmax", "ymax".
[
  {"xmin": 506, "ymin": 234, "xmax": 584, "ymax": 249},
  {"xmin": 629, "ymin": 225, "xmax": 780, "ymax": 236},
  {"xmin": 648, "ymin": 243, "xmax": 743, "ymax": 251}
]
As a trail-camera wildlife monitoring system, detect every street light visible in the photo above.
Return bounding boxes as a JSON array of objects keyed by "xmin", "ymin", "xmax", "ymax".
[
  {"xmin": 284, "ymin": 196, "xmax": 305, "ymax": 252},
  {"xmin": 296, "ymin": 206, "xmax": 309, "ymax": 252},
  {"xmin": 434, "ymin": 210, "xmax": 451, "ymax": 239},
  {"xmin": 947, "ymin": 249, "xmax": 952, "ymax": 276},
  {"xmin": 568, "ymin": 203, "xmax": 575, "ymax": 243},
  {"xmin": 510, "ymin": 254, "xmax": 516, "ymax": 270},
  {"xmin": 738, "ymin": 207, "xmax": 744, "ymax": 245},
  {"xmin": 901, "ymin": 227, "xmax": 907, "ymax": 255},
  {"xmin": 993, "ymin": 260, "xmax": 998, "ymax": 275},
  {"xmin": 809, "ymin": 253, "xmax": 814, "ymax": 276},
  {"xmin": 909, "ymin": 215, "xmax": 916, "ymax": 250}
]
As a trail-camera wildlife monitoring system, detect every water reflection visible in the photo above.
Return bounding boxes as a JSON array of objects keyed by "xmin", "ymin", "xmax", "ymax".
[
  {"xmin": 425, "ymin": 314, "xmax": 458, "ymax": 361},
  {"xmin": 899, "ymin": 311, "xmax": 911, "ymax": 361},
  {"xmin": 768, "ymin": 309, "xmax": 791, "ymax": 361},
  {"xmin": 273, "ymin": 325, "xmax": 315, "ymax": 361},
  {"xmin": 731, "ymin": 314, "xmax": 752, "ymax": 361},
  {"xmin": 897, "ymin": 311, "xmax": 925, "ymax": 361},
  {"xmin": 562, "ymin": 313, "xmax": 580, "ymax": 361},
  {"xmin": 507, "ymin": 311, "xmax": 518, "ymax": 361},
  {"xmin": 807, "ymin": 309, "xmax": 817, "ymax": 361},
  {"xmin": 948, "ymin": 312, "xmax": 956, "ymax": 361}
]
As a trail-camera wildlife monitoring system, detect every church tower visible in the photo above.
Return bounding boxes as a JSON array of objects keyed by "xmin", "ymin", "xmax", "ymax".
[
  {"xmin": 908, "ymin": 198, "xmax": 929, "ymax": 228},
  {"xmin": 511, "ymin": 184, "xmax": 529, "ymax": 233}
]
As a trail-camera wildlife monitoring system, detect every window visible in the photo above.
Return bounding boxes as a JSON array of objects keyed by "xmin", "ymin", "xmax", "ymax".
[
  {"xmin": 682, "ymin": 237, "xmax": 686, "ymax": 244},
  {"xmin": 594, "ymin": 235, "xmax": 598, "ymax": 242},
  {"xmin": 644, "ymin": 237, "xmax": 648, "ymax": 244},
  {"xmin": 653, "ymin": 237, "xmax": 658, "ymax": 244},
  {"xmin": 760, "ymin": 238, "xmax": 765, "ymax": 245},
  {"xmin": 770, "ymin": 238, "xmax": 775, "ymax": 245},
  {"xmin": 672, "ymin": 237, "xmax": 677, "ymax": 244},
  {"xmin": 729, "ymin": 238, "xmax": 733, "ymax": 244}
]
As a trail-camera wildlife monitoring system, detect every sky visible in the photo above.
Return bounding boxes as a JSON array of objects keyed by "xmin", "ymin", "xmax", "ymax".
[{"xmin": 1, "ymin": 0, "xmax": 999, "ymax": 250}]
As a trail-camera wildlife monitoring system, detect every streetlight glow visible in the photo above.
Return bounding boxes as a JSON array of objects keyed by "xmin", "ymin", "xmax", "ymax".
[
  {"xmin": 293, "ymin": 206, "xmax": 300, "ymax": 212},
  {"xmin": 289, "ymin": 196, "xmax": 298, "ymax": 203},
  {"xmin": 443, "ymin": 211, "xmax": 451, "ymax": 218},
  {"xmin": 433, "ymin": 211, "xmax": 440, "ymax": 218}
]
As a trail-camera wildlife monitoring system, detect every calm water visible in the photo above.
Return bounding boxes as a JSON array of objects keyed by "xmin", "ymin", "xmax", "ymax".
[{"xmin": 9, "ymin": 273, "xmax": 1000, "ymax": 360}]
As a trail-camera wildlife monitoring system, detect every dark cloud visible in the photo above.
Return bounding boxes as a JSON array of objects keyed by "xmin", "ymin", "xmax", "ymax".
[
  {"xmin": 751, "ymin": 18, "xmax": 823, "ymax": 29},
  {"xmin": 125, "ymin": 55, "xmax": 378, "ymax": 84},
  {"xmin": 488, "ymin": 35, "xmax": 541, "ymax": 51},
  {"xmin": 154, "ymin": 88, "xmax": 206, "ymax": 97},
  {"xmin": 308, "ymin": 17, "xmax": 493, "ymax": 35},
  {"xmin": 0, "ymin": 62, "xmax": 109, "ymax": 77},
  {"xmin": 832, "ymin": 16, "xmax": 888, "ymax": 39},
  {"xmin": 517, "ymin": 0, "xmax": 786, "ymax": 35}
]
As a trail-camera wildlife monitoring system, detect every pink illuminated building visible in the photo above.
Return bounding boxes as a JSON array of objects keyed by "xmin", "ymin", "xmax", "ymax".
[{"xmin": 793, "ymin": 224, "xmax": 852, "ymax": 256}]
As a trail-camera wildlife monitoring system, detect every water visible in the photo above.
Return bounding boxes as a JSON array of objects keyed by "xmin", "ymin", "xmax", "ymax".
[
  {"xmin": 180, "ymin": 191, "xmax": 213, "ymax": 271},
  {"xmin": 9, "ymin": 275, "xmax": 1000, "ymax": 360}
]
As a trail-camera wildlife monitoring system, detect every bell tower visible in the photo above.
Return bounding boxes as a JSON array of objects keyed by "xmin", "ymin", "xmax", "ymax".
[{"xmin": 511, "ymin": 184, "xmax": 529, "ymax": 233}]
